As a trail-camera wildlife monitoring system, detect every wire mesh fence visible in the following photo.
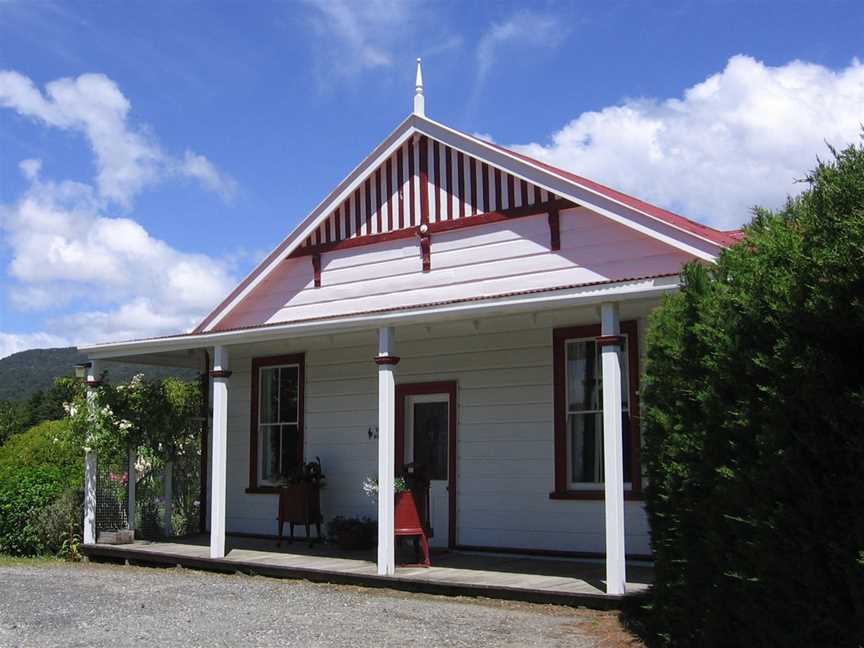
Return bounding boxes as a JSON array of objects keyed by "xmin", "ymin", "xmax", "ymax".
[{"xmin": 95, "ymin": 418, "xmax": 205, "ymax": 540}]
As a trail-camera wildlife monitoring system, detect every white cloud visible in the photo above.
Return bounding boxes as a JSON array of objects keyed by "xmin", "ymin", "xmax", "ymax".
[
  {"xmin": 0, "ymin": 332, "xmax": 70, "ymax": 360},
  {"xmin": 305, "ymin": 0, "xmax": 396, "ymax": 72},
  {"xmin": 509, "ymin": 55, "xmax": 864, "ymax": 229},
  {"xmin": 303, "ymin": 0, "xmax": 407, "ymax": 83},
  {"xmin": 18, "ymin": 158, "xmax": 41, "ymax": 180},
  {"xmin": 50, "ymin": 298, "xmax": 203, "ymax": 347},
  {"xmin": 468, "ymin": 11, "xmax": 566, "ymax": 116},
  {"xmin": 303, "ymin": 1, "xmax": 462, "ymax": 85},
  {"xmin": 179, "ymin": 150, "xmax": 237, "ymax": 201},
  {"xmin": 0, "ymin": 70, "xmax": 236, "ymax": 206},
  {"xmin": 0, "ymin": 171, "xmax": 236, "ymax": 345},
  {"xmin": 476, "ymin": 11, "xmax": 563, "ymax": 83}
]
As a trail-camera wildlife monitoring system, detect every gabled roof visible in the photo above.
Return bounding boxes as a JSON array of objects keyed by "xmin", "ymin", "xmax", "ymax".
[{"xmin": 195, "ymin": 113, "xmax": 736, "ymax": 334}]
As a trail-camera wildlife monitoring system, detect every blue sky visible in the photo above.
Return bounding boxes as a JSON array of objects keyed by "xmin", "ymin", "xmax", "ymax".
[{"xmin": 1, "ymin": 0, "xmax": 863, "ymax": 357}]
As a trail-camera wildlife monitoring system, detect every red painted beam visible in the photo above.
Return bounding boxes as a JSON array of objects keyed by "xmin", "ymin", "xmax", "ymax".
[{"xmin": 288, "ymin": 198, "xmax": 574, "ymax": 258}]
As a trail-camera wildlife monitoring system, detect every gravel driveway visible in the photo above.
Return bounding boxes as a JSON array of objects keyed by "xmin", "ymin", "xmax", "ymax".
[{"xmin": 0, "ymin": 561, "xmax": 638, "ymax": 648}]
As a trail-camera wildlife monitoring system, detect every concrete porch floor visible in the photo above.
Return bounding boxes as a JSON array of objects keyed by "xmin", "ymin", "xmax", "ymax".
[{"xmin": 82, "ymin": 534, "xmax": 652, "ymax": 609}]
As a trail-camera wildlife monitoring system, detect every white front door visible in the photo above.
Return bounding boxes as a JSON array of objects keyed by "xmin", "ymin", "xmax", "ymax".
[{"xmin": 404, "ymin": 393, "xmax": 450, "ymax": 548}]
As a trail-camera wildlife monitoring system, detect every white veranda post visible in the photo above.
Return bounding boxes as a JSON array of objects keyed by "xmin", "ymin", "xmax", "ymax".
[
  {"xmin": 127, "ymin": 447, "xmax": 137, "ymax": 532},
  {"xmin": 163, "ymin": 460, "xmax": 174, "ymax": 536},
  {"xmin": 83, "ymin": 360, "xmax": 102, "ymax": 545},
  {"xmin": 210, "ymin": 346, "xmax": 230, "ymax": 559},
  {"xmin": 376, "ymin": 327, "xmax": 398, "ymax": 576},
  {"xmin": 600, "ymin": 302, "xmax": 627, "ymax": 595}
]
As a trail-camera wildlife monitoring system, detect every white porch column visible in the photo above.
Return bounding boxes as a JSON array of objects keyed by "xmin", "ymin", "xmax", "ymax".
[
  {"xmin": 163, "ymin": 460, "xmax": 174, "ymax": 536},
  {"xmin": 210, "ymin": 346, "xmax": 230, "ymax": 559},
  {"xmin": 600, "ymin": 302, "xmax": 627, "ymax": 595},
  {"xmin": 375, "ymin": 327, "xmax": 399, "ymax": 576},
  {"xmin": 83, "ymin": 360, "xmax": 102, "ymax": 545},
  {"xmin": 127, "ymin": 447, "xmax": 137, "ymax": 532}
]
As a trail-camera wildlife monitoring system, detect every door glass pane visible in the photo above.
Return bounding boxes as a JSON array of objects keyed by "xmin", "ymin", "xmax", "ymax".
[
  {"xmin": 413, "ymin": 401, "xmax": 448, "ymax": 481},
  {"xmin": 261, "ymin": 425, "xmax": 280, "ymax": 482},
  {"xmin": 567, "ymin": 341, "xmax": 599, "ymax": 411},
  {"xmin": 281, "ymin": 424, "xmax": 299, "ymax": 477},
  {"xmin": 278, "ymin": 367, "xmax": 299, "ymax": 423},
  {"xmin": 569, "ymin": 412, "xmax": 604, "ymax": 483},
  {"xmin": 260, "ymin": 368, "xmax": 279, "ymax": 424}
]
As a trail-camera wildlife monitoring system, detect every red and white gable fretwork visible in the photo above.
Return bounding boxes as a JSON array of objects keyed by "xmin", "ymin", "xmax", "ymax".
[{"xmin": 299, "ymin": 135, "xmax": 557, "ymax": 248}]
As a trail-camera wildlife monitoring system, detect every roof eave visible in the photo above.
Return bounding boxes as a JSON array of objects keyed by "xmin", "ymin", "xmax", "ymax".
[{"xmin": 81, "ymin": 274, "xmax": 680, "ymax": 360}]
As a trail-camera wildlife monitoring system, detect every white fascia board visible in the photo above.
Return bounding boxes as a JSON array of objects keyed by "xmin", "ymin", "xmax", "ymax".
[
  {"xmin": 200, "ymin": 115, "xmax": 420, "ymax": 333},
  {"xmin": 415, "ymin": 116, "xmax": 723, "ymax": 262},
  {"xmin": 81, "ymin": 275, "xmax": 679, "ymax": 360}
]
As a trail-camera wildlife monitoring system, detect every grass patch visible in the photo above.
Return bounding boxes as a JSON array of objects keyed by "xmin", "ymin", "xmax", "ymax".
[{"xmin": 0, "ymin": 553, "xmax": 63, "ymax": 566}]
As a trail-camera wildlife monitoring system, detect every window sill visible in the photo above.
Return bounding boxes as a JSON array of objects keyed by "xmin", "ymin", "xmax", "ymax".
[
  {"xmin": 245, "ymin": 486, "xmax": 280, "ymax": 494},
  {"xmin": 549, "ymin": 490, "xmax": 644, "ymax": 501}
]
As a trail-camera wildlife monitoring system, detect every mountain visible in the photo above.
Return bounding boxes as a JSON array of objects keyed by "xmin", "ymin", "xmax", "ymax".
[{"xmin": 0, "ymin": 347, "xmax": 199, "ymax": 402}]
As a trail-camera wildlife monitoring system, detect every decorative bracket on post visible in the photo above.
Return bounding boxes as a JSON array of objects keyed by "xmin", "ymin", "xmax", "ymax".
[
  {"xmin": 312, "ymin": 253, "xmax": 322, "ymax": 288},
  {"xmin": 548, "ymin": 207, "xmax": 561, "ymax": 251},
  {"xmin": 418, "ymin": 223, "xmax": 431, "ymax": 272}
]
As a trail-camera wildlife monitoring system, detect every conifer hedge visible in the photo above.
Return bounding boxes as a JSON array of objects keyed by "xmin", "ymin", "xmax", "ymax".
[{"xmin": 641, "ymin": 141, "xmax": 864, "ymax": 647}]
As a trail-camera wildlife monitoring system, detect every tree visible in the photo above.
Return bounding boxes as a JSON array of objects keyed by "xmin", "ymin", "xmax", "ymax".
[
  {"xmin": 0, "ymin": 400, "xmax": 28, "ymax": 446},
  {"xmin": 641, "ymin": 139, "xmax": 864, "ymax": 647}
]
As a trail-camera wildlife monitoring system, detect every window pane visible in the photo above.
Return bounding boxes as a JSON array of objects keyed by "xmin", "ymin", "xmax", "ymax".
[
  {"xmin": 568, "ymin": 412, "xmax": 633, "ymax": 484},
  {"xmin": 278, "ymin": 366, "xmax": 299, "ymax": 423},
  {"xmin": 570, "ymin": 413, "xmax": 603, "ymax": 483},
  {"xmin": 413, "ymin": 402, "xmax": 448, "ymax": 481},
  {"xmin": 260, "ymin": 368, "xmax": 279, "ymax": 424},
  {"xmin": 280, "ymin": 424, "xmax": 300, "ymax": 477},
  {"xmin": 261, "ymin": 425, "xmax": 280, "ymax": 482},
  {"xmin": 567, "ymin": 341, "xmax": 599, "ymax": 411}
]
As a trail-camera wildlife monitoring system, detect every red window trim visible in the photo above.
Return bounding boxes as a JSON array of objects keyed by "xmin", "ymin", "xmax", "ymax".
[
  {"xmin": 551, "ymin": 320, "xmax": 642, "ymax": 499},
  {"xmin": 247, "ymin": 353, "xmax": 306, "ymax": 494}
]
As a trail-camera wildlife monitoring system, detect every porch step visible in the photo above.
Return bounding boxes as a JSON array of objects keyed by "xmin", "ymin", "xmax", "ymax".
[{"xmin": 81, "ymin": 542, "xmax": 636, "ymax": 610}]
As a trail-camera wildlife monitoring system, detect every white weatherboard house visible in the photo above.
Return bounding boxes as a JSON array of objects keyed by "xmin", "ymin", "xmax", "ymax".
[{"xmin": 80, "ymin": 62, "xmax": 737, "ymax": 595}]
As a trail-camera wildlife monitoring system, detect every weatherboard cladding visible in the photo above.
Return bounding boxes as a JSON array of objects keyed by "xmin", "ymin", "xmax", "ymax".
[{"xmin": 299, "ymin": 136, "xmax": 557, "ymax": 248}]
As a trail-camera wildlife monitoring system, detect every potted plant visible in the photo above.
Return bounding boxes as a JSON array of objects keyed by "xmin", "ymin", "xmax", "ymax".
[
  {"xmin": 362, "ymin": 474, "xmax": 427, "ymax": 539},
  {"xmin": 326, "ymin": 516, "xmax": 376, "ymax": 550}
]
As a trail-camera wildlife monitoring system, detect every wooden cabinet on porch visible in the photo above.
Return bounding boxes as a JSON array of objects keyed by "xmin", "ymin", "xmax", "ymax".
[{"xmin": 277, "ymin": 482, "xmax": 322, "ymax": 547}]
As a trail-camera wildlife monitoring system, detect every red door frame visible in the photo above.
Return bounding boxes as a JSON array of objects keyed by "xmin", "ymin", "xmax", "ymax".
[{"xmin": 395, "ymin": 381, "xmax": 458, "ymax": 549}]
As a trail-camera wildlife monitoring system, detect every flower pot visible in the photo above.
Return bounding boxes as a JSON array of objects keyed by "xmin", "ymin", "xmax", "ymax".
[{"xmin": 394, "ymin": 490, "xmax": 423, "ymax": 534}]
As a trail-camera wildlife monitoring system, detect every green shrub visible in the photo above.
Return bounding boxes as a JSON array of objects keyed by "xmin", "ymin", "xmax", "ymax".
[
  {"xmin": 0, "ymin": 419, "xmax": 82, "ymax": 485},
  {"xmin": 641, "ymin": 141, "xmax": 864, "ymax": 647},
  {"xmin": 0, "ymin": 419, "xmax": 82, "ymax": 556},
  {"xmin": 0, "ymin": 467, "xmax": 70, "ymax": 556},
  {"xmin": 32, "ymin": 489, "xmax": 83, "ymax": 557}
]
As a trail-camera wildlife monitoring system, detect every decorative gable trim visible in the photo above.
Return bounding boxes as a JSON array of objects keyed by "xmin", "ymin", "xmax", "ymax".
[{"xmin": 296, "ymin": 135, "xmax": 558, "ymax": 250}]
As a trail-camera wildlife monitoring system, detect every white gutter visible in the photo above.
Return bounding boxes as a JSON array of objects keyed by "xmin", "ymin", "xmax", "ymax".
[{"xmin": 81, "ymin": 274, "xmax": 679, "ymax": 360}]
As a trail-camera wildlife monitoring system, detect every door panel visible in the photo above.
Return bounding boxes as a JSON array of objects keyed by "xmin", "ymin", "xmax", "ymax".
[{"xmin": 405, "ymin": 394, "xmax": 450, "ymax": 548}]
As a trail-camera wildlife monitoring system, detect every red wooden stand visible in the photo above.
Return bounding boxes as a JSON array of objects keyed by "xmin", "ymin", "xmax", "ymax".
[
  {"xmin": 394, "ymin": 490, "xmax": 431, "ymax": 567},
  {"xmin": 277, "ymin": 482, "xmax": 322, "ymax": 547}
]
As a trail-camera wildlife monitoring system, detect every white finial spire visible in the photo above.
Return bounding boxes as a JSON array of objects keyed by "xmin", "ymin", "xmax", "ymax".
[{"xmin": 413, "ymin": 57, "xmax": 425, "ymax": 117}]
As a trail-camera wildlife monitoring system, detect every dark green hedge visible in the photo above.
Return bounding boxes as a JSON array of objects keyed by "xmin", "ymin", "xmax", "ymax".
[
  {"xmin": 641, "ymin": 142, "xmax": 864, "ymax": 647},
  {"xmin": 0, "ymin": 419, "xmax": 82, "ymax": 556}
]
